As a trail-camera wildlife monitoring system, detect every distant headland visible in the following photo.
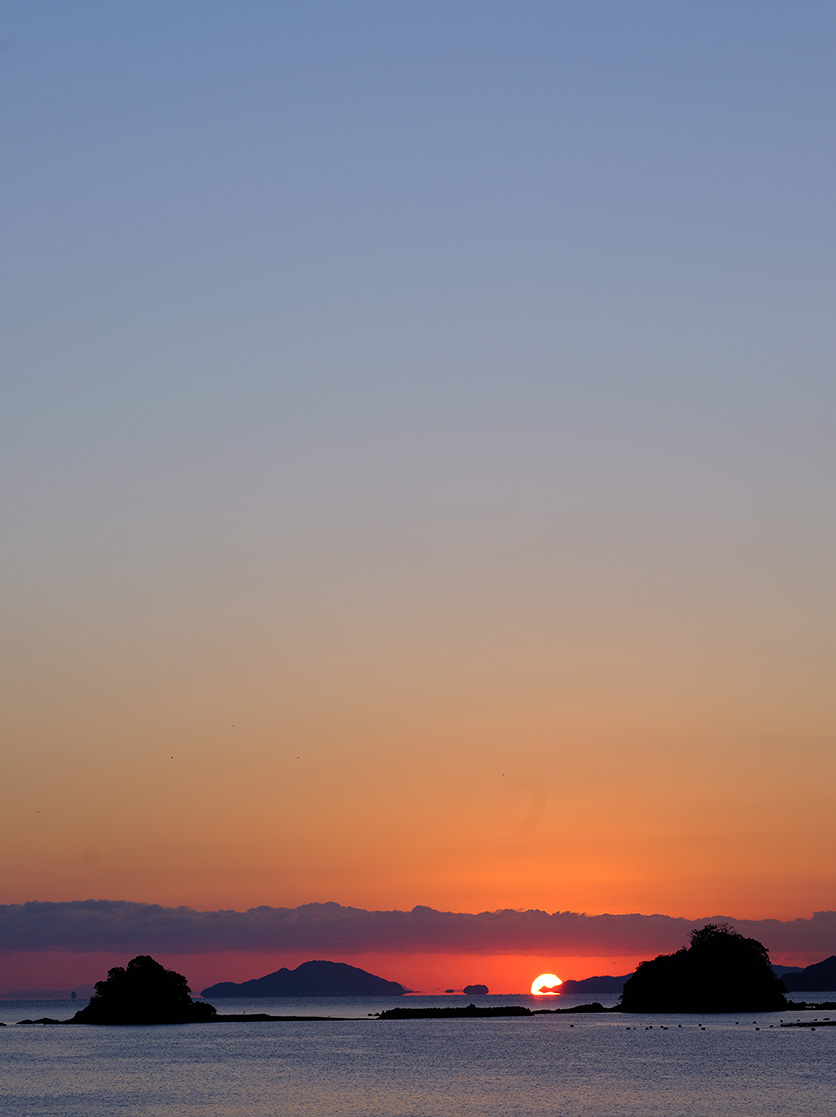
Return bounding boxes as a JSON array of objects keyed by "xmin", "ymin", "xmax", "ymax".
[{"xmin": 781, "ymin": 955, "xmax": 836, "ymax": 992}]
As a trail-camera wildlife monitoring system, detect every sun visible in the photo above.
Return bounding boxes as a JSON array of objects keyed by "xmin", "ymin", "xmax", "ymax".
[{"xmin": 531, "ymin": 973, "xmax": 563, "ymax": 996}]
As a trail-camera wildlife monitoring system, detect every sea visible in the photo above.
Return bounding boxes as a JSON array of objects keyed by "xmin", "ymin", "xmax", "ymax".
[{"xmin": 2, "ymin": 991, "xmax": 836, "ymax": 1116}]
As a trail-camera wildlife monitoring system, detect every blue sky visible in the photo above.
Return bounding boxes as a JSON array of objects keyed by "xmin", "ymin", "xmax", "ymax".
[{"xmin": 6, "ymin": 2, "xmax": 835, "ymax": 496}]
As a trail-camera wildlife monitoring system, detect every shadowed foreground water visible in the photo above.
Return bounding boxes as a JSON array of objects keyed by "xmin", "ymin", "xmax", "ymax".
[{"xmin": 2, "ymin": 996, "xmax": 835, "ymax": 1116}]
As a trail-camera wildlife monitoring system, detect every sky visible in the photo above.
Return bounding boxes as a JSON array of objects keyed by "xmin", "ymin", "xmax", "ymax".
[{"xmin": 2, "ymin": 1, "xmax": 836, "ymax": 994}]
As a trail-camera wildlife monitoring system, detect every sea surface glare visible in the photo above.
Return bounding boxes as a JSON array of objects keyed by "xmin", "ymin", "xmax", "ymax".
[{"xmin": 2, "ymin": 994, "xmax": 835, "ymax": 1116}]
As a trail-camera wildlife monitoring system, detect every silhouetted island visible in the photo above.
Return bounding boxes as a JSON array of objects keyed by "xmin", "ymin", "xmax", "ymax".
[
  {"xmin": 782, "ymin": 955, "xmax": 836, "ymax": 992},
  {"xmin": 463, "ymin": 984, "xmax": 489, "ymax": 995},
  {"xmin": 619, "ymin": 923, "xmax": 787, "ymax": 1012},
  {"xmin": 202, "ymin": 960, "xmax": 406, "ymax": 998},
  {"xmin": 71, "ymin": 956, "xmax": 217, "ymax": 1025}
]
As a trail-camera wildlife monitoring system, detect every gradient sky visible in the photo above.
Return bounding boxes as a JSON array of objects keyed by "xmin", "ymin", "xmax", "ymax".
[{"xmin": 3, "ymin": 1, "xmax": 836, "ymax": 991}]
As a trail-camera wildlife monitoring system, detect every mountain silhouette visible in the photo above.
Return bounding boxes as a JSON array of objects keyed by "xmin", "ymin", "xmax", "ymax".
[
  {"xmin": 201, "ymin": 960, "xmax": 406, "ymax": 998},
  {"xmin": 782, "ymin": 955, "xmax": 836, "ymax": 992},
  {"xmin": 558, "ymin": 973, "xmax": 633, "ymax": 994}
]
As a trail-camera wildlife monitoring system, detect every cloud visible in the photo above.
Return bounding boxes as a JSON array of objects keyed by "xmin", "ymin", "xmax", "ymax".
[{"xmin": 1, "ymin": 900, "xmax": 835, "ymax": 959}]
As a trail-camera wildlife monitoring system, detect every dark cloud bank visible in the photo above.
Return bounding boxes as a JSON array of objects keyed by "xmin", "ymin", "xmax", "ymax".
[{"xmin": 1, "ymin": 901, "xmax": 834, "ymax": 958}]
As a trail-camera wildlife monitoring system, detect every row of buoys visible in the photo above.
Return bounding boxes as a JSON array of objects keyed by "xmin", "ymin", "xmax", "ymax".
[{"xmin": 621, "ymin": 1022, "xmax": 788, "ymax": 1031}]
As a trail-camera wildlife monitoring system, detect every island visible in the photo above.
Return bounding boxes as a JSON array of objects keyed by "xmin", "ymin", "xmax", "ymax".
[
  {"xmin": 201, "ymin": 960, "xmax": 406, "ymax": 998},
  {"xmin": 70, "ymin": 955, "xmax": 217, "ymax": 1024},
  {"xmin": 463, "ymin": 984, "xmax": 489, "ymax": 995},
  {"xmin": 18, "ymin": 956, "xmax": 374, "ymax": 1025},
  {"xmin": 619, "ymin": 923, "xmax": 787, "ymax": 1012}
]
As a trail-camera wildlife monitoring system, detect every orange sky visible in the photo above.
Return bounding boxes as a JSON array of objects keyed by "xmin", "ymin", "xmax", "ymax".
[
  {"xmin": 4, "ymin": 636, "xmax": 834, "ymax": 922},
  {"xmin": 4, "ymin": 0, "xmax": 836, "ymax": 999}
]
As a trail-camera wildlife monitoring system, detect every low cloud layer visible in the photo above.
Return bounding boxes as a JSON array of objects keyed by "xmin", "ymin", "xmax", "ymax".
[{"xmin": 1, "ymin": 901, "xmax": 834, "ymax": 959}]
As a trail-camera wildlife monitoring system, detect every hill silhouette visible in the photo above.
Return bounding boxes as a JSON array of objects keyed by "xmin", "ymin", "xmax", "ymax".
[
  {"xmin": 72, "ymin": 955, "xmax": 216, "ymax": 1024},
  {"xmin": 782, "ymin": 955, "xmax": 836, "ymax": 992},
  {"xmin": 201, "ymin": 960, "xmax": 406, "ymax": 998},
  {"xmin": 619, "ymin": 923, "xmax": 787, "ymax": 1012},
  {"xmin": 558, "ymin": 973, "xmax": 632, "ymax": 995}
]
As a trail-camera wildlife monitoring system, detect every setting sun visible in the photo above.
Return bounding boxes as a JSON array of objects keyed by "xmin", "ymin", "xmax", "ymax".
[{"xmin": 531, "ymin": 973, "xmax": 563, "ymax": 995}]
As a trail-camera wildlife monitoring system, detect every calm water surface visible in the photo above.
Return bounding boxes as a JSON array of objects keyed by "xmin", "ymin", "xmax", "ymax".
[{"xmin": 2, "ymin": 995, "xmax": 835, "ymax": 1116}]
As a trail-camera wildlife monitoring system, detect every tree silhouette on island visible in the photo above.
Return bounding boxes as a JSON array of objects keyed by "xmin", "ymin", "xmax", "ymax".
[
  {"xmin": 72, "ymin": 956, "xmax": 217, "ymax": 1024},
  {"xmin": 619, "ymin": 923, "xmax": 787, "ymax": 1013}
]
